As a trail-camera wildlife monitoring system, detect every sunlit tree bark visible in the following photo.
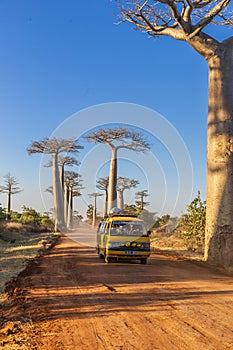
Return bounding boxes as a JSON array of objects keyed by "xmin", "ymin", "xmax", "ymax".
[
  {"xmin": 27, "ymin": 138, "xmax": 81, "ymax": 232},
  {"xmin": 116, "ymin": 177, "xmax": 139, "ymax": 210},
  {"xmin": 118, "ymin": 0, "xmax": 233, "ymax": 270},
  {"xmin": 64, "ymin": 171, "xmax": 83, "ymax": 230},
  {"xmin": 96, "ymin": 177, "xmax": 109, "ymax": 217},
  {"xmin": 86, "ymin": 128, "xmax": 149, "ymax": 213},
  {"xmin": 88, "ymin": 192, "xmax": 103, "ymax": 227}
]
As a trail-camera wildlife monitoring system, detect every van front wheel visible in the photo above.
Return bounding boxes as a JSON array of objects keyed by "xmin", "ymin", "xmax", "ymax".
[
  {"xmin": 140, "ymin": 258, "xmax": 147, "ymax": 264},
  {"xmin": 105, "ymin": 256, "xmax": 112, "ymax": 264},
  {"xmin": 97, "ymin": 247, "xmax": 104, "ymax": 259}
]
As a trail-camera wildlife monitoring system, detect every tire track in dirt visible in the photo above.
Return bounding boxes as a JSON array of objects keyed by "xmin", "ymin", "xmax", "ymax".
[{"xmin": 1, "ymin": 235, "xmax": 233, "ymax": 350}]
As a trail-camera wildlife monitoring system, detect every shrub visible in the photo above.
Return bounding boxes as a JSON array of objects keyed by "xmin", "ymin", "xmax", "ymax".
[{"xmin": 178, "ymin": 191, "xmax": 206, "ymax": 252}]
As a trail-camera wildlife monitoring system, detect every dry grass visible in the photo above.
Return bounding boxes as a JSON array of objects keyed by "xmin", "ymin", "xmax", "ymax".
[
  {"xmin": 150, "ymin": 231, "xmax": 204, "ymax": 260},
  {"xmin": 0, "ymin": 226, "xmax": 57, "ymax": 303}
]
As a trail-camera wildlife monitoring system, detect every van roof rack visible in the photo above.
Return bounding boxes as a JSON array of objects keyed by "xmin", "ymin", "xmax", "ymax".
[{"xmin": 103, "ymin": 214, "xmax": 138, "ymax": 219}]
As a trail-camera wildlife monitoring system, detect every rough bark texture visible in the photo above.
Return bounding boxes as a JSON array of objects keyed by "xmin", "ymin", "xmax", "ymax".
[
  {"xmin": 103, "ymin": 190, "xmax": 108, "ymax": 217},
  {"xmin": 117, "ymin": 190, "xmax": 124, "ymax": 210},
  {"xmin": 108, "ymin": 148, "xmax": 118, "ymax": 212},
  {"xmin": 64, "ymin": 187, "xmax": 68, "ymax": 225},
  {"xmin": 52, "ymin": 154, "xmax": 65, "ymax": 232},
  {"xmin": 67, "ymin": 188, "xmax": 73, "ymax": 230},
  {"xmin": 92, "ymin": 196, "xmax": 97, "ymax": 227},
  {"xmin": 118, "ymin": 0, "xmax": 233, "ymax": 271},
  {"xmin": 205, "ymin": 37, "xmax": 233, "ymax": 270},
  {"xmin": 7, "ymin": 191, "xmax": 11, "ymax": 215}
]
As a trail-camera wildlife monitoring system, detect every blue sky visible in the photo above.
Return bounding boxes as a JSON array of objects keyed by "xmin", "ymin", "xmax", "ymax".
[{"xmin": 0, "ymin": 0, "xmax": 231, "ymax": 218}]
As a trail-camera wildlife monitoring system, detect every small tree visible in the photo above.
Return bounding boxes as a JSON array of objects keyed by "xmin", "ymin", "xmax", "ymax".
[
  {"xmin": 153, "ymin": 214, "xmax": 171, "ymax": 228},
  {"xmin": 96, "ymin": 177, "xmax": 109, "ymax": 216},
  {"xmin": 0, "ymin": 204, "xmax": 6, "ymax": 221},
  {"xmin": 116, "ymin": 177, "xmax": 139, "ymax": 210},
  {"xmin": 0, "ymin": 173, "xmax": 22, "ymax": 217},
  {"xmin": 64, "ymin": 171, "xmax": 83, "ymax": 229},
  {"xmin": 88, "ymin": 192, "xmax": 103, "ymax": 227},
  {"xmin": 179, "ymin": 191, "xmax": 206, "ymax": 251},
  {"xmin": 85, "ymin": 128, "xmax": 149, "ymax": 212},
  {"xmin": 124, "ymin": 204, "xmax": 142, "ymax": 216},
  {"xmin": 135, "ymin": 190, "xmax": 149, "ymax": 210}
]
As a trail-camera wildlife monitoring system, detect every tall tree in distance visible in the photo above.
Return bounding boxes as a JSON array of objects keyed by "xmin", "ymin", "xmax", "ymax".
[
  {"xmin": 85, "ymin": 128, "xmax": 150, "ymax": 212},
  {"xmin": 64, "ymin": 171, "xmax": 83, "ymax": 229},
  {"xmin": 116, "ymin": 176, "xmax": 139, "ymax": 210},
  {"xmin": 0, "ymin": 173, "xmax": 22, "ymax": 217},
  {"xmin": 27, "ymin": 137, "xmax": 81, "ymax": 232},
  {"xmin": 88, "ymin": 192, "xmax": 103, "ymax": 227},
  {"xmin": 96, "ymin": 177, "xmax": 109, "ymax": 217},
  {"xmin": 135, "ymin": 190, "xmax": 149, "ymax": 210},
  {"xmin": 118, "ymin": 1, "xmax": 233, "ymax": 269}
]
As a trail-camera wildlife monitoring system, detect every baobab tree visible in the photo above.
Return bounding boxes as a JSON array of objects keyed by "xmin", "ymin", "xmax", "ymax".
[
  {"xmin": 116, "ymin": 176, "xmax": 139, "ymax": 210},
  {"xmin": 45, "ymin": 155, "xmax": 80, "ymax": 191},
  {"xmin": 88, "ymin": 192, "xmax": 103, "ymax": 227},
  {"xmin": 135, "ymin": 190, "xmax": 149, "ymax": 210},
  {"xmin": 0, "ymin": 173, "xmax": 22, "ymax": 217},
  {"xmin": 64, "ymin": 171, "xmax": 83, "ymax": 229},
  {"xmin": 118, "ymin": 1, "xmax": 233, "ymax": 269},
  {"xmin": 96, "ymin": 177, "xmax": 109, "ymax": 216},
  {"xmin": 85, "ymin": 128, "xmax": 150, "ymax": 212},
  {"xmin": 27, "ymin": 137, "xmax": 81, "ymax": 232}
]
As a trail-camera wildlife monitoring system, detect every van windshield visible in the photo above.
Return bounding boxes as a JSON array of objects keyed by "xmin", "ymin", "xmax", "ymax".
[{"xmin": 110, "ymin": 221, "xmax": 146, "ymax": 236}]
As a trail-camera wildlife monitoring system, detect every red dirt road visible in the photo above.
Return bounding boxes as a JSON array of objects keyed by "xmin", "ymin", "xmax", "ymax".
[{"xmin": 1, "ymin": 233, "xmax": 233, "ymax": 350}]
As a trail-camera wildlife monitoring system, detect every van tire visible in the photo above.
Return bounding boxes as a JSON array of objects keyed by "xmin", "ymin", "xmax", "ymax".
[
  {"xmin": 105, "ymin": 256, "xmax": 112, "ymax": 264},
  {"xmin": 140, "ymin": 258, "xmax": 147, "ymax": 264},
  {"xmin": 97, "ymin": 247, "xmax": 104, "ymax": 259}
]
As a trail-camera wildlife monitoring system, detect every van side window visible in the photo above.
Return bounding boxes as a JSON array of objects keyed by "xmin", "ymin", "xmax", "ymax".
[{"xmin": 98, "ymin": 221, "xmax": 105, "ymax": 234}]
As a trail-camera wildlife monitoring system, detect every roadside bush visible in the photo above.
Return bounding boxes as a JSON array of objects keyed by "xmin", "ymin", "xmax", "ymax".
[
  {"xmin": 177, "ymin": 191, "xmax": 206, "ymax": 252},
  {"xmin": 0, "ymin": 205, "xmax": 6, "ymax": 221},
  {"xmin": 7, "ymin": 207, "xmax": 54, "ymax": 232}
]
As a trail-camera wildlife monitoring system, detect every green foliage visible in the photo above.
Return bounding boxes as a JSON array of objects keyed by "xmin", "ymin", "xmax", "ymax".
[
  {"xmin": 153, "ymin": 214, "xmax": 171, "ymax": 228},
  {"xmin": 124, "ymin": 205, "xmax": 156, "ymax": 230},
  {"xmin": 9, "ymin": 206, "xmax": 54, "ymax": 231},
  {"xmin": 178, "ymin": 191, "xmax": 206, "ymax": 251},
  {"xmin": 20, "ymin": 206, "xmax": 42, "ymax": 225},
  {"xmin": 0, "ymin": 204, "xmax": 6, "ymax": 221},
  {"xmin": 124, "ymin": 204, "xmax": 141, "ymax": 216},
  {"xmin": 86, "ymin": 204, "xmax": 94, "ymax": 220}
]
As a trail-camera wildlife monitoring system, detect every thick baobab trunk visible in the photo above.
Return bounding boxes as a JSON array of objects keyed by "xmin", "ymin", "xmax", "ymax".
[
  {"xmin": 7, "ymin": 190, "xmax": 11, "ymax": 215},
  {"xmin": 108, "ymin": 147, "xmax": 118, "ymax": 212},
  {"xmin": 103, "ymin": 189, "xmax": 108, "ymax": 217},
  {"xmin": 92, "ymin": 196, "xmax": 97, "ymax": 227},
  {"xmin": 64, "ymin": 185, "xmax": 69, "ymax": 225},
  {"xmin": 205, "ymin": 38, "xmax": 233, "ymax": 270},
  {"xmin": 117, "ymin": 190, "xmax": 124, "ymax": 210},
  {"xmin": 52, "ymin": 154, "xmax": 65, "ymax": 232},
  {"xmin": 60, "ymin": 165, "xmax": 65, "ymax": 192},
  {"xmin": 67, "ymin": 188, "xmax": 73, "ymax": 230}
]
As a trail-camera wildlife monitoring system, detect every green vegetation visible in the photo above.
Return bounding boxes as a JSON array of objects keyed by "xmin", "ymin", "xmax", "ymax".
[
  {"xmin": 0, "ymin": 206, "xmax": 54, "ymax": 232},
  {"xmin": 177, "ymin": 191, "xmax": 206, "ymax": 252}
]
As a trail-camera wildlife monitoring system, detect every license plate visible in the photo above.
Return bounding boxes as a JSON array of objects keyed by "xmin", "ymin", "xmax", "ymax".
[{"xmin": 125, "ymin": 251, "xmax": 136, "ymax": 255}]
